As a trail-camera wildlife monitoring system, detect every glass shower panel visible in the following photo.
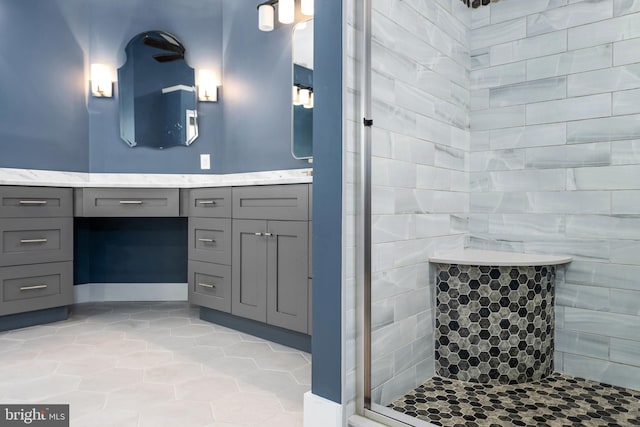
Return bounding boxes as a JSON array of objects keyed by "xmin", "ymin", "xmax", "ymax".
[{"xmin": 367, "ymin": 0, "xmax": 469, "ymax": 421}]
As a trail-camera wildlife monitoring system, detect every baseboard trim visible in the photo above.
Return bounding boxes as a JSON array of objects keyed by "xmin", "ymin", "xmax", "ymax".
[
  {"xmin": 0, "ymin": 306, "xmax": 69, "ymax": 332},
  {"xmin": 200, "ymin": 307, "xmax": 311, "ymax": 352},
  {"xmin": 73, "ymin": 283, "xmax": 187, "ymax": 303},
  {"xmin": 304, "ymin": 392, "xmax": 343, "ymax": 427}
]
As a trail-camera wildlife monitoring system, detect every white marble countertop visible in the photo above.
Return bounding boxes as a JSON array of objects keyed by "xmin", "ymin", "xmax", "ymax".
[
  {"xmin": 0, "ymin": 168, "xmax": 312, "ymax": 188},
  {"xmin": 430, "ymin": 249, "xmax": 572, "ymax": 266}
]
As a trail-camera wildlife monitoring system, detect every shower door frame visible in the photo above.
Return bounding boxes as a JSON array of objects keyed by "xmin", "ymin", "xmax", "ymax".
[{"xmin": 355, "ymin": 1, "xmax": 432, "ymax": 425}]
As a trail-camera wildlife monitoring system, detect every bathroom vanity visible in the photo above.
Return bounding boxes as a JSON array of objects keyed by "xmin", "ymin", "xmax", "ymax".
[{"xmin": 0, "ymin": 169, "xmax": 312, "ymax": 347}]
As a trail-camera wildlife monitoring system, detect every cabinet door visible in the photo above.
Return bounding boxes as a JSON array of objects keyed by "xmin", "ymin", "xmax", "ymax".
[
  {"xmin": 266, "ymin": 220, "xmax": 309, "ymax": 333},
  {"xmin": 231, "ymin": 219, "xmax": 268, "ymax": 322}
]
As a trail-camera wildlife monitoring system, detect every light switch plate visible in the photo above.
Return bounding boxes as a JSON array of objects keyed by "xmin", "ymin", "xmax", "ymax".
[{"xmin": 200, "ymin": 154, "xmax": 211, "ymax": 170}]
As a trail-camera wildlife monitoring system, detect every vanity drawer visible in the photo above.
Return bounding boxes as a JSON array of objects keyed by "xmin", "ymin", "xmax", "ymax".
[
  {"xmin": 0, "ymin": 218, "xmax": 73, "ymax": 266},
  {"xmin": 232, "ymin": 184, "xmax": 309, "ymax": 221},
  {"xmin": 0, "ymin": 186, "xmax": 73, "ymax": 218},
  {"xmin": 0, "ymin": 262, "xmax": 73, "ymax": 316},
  {"xmin": 75, "ymin": 188, "xmax": 180, "ymax": 217},
  {"xmin": 188, "ymin": 261, "xmax": 231, "ymax": 313},
  {"xmin": 188, "ymin": 187, "xmax": 231, "ymax": 218},
  {"xmin": 188, "ymin": 218, "xmax": 231, "ymax": 265}
]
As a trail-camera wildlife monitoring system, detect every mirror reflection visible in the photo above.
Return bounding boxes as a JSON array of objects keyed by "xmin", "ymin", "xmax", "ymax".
[
  {"xmin": 118, "ymin": 31, "xmax": 198, "ymax": 149},
  {"xmin": 292, "ymin": 20, "xmax": 313, "ymax": 159}
]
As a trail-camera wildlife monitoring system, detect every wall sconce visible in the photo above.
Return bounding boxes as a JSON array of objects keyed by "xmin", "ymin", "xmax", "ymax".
[
  {"xmin": 198, "ymin": 69, "xmax": 218, "ymax": 102},
  {"xmin": 293, "ymin": 84, "xmax": 313, "ymax": 109},
  {"xmin": 90, "ymin": 63, "xmax": 113, "ymax": 98},
  {"xmin": 301, "ymin": 0, "xmax": 314, "ymax": 16},
  {"xmin": 258, "ymin": 0, "xmax": 314, "ymax": 32}
]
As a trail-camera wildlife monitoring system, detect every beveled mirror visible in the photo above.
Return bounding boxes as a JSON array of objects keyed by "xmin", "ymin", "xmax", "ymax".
[
  {"xmin": 292, "ymin": 20, "xmax": 313, "ymax": 159},
  {"xmin": 118, "ymin": 31, "xmax": 198, "ymax": 149}
]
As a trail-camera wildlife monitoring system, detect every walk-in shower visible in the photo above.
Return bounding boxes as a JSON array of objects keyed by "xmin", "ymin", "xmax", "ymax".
[{"xmin": 352, "ymin": 0, "xmax": 640, "ymax": 425}]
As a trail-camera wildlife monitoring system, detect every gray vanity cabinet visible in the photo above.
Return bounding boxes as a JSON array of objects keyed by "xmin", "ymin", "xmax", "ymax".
[
  {"xmin": 231, "ymin": 220, "xmax": 268, "ymax": 322},
  {"xmin": 188, "ymin": 184, "xmax": 311, "ymax": 335},
  {"xmin": 75, "ymin": 188, "xmax": 180, "ymax": 217},
  {"xmin": 0, "ymin": 186, "xmax": 73, "ymax": 317},
  {"xmin": 230, "ymin": 184, "xmax": 310, "ymax": 334},
  {"xmin": 232, "ymin": 219, "xmax": 309, "ymax": 333},
  {"xmin": 265, "ymin": 220, "xmax": 309, "ymax": 333},
  {"xmin": 187, "ymin": 188, "xmax": 233, "ymax": 314}
]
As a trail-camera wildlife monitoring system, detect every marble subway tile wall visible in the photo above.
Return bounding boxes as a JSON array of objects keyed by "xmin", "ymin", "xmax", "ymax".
[
  {"xmin": 470, "ymin": 0, "xmax": 640, "ymax": 391},
  {"xmin": 369, "ymin": 0, "xmax": 470, "ymax": 405}
]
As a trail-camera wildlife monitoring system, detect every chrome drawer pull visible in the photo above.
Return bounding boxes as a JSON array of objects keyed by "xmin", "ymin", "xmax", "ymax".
[
  {"xmin": 20, "ymin": 238, "xmax": 48, "ymax": 244},
  {"xmin": 198, "ymin": 238, "xmax": 216, "ymax": 243},
  {"xmin": 20, "ymin": 284, "xmax": 48, "ymax": 291},
  {"xmin": 119, "ymin": 200, "xmax": 144, "ymax": 205},
  {"xmin": 198, "ymin": 200, "xmax": 216, "ymax": 205},
  {"xmin": 254, "ymin": 232, "xmax": 264, "ymax": 236},
  {"xmin": 264, "ymin": 232, "xmax": 273, "ymax": 237},
  {"xmin": 198, "ymin": 283, "xmax": 216, "ymax": 289},
  {"xmin": 19, "ymin": 200, "xmax": 48, "ymax": 205}
]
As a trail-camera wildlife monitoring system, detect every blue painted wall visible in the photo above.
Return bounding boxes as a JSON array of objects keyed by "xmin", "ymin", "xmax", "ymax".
[
  {"xmin": 311, "ymin": 0, "xmax": 343, "ymax": 404},
  {"xmin": 220, "ymin": 0, "xmax": 308, "ymax": 173},
  {"xmin": 88, "ymin": 0, "xmax": 224, "ymax": 173},
  {"xmin": 0, "ymin": 0, "xmax": 309, "ymax": 174},
  {"xmin": 0, "ymin": 0, "xmax": 89, "ymax": 172},
  {"xmin": 74, "ymin": 218, "xmax": 187, "ymax": 284}
]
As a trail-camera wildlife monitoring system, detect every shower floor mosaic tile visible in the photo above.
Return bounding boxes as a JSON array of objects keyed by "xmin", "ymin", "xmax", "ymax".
[{"xmin": 388, "ymin": 373, "xmax": 640, "ymax": 427}]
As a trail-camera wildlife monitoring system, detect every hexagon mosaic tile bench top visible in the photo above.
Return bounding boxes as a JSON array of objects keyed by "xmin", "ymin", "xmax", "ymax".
[{"xmin": 435, "ymin": 263, "xmax": 555, "ymax": 384}]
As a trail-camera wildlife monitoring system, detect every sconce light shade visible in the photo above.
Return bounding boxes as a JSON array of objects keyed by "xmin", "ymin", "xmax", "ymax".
[
  {"xmin": 278, "ymin": 0, "xmax": 295, "ymax": 24},
  {"xmin": 304, "ymin": 92, "xmax": 314, "ymax": 109},
  {"xmin": 198, "ymin": 69, "xmax": 218, "ymax": 102},
  {"xmin": 298, "ymin": 87, "xmax": 310, "ymax": 105},
  {"xmin": 301, "ymin": 0, "xmax": 314, "ymax": 16},
  {"xmin": 258, "ymin": 4, "xmax": 275, "ymax": 31},
  {"xmin": 91, "ymin": 63, "xmax": 113, "ymax": 97},
  {"xmin": 292, "ymin": 85, "xmax": 301, "ymax": 105}
]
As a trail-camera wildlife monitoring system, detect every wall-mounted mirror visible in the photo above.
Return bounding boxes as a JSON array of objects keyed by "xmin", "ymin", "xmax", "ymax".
[
  {"xmin": 118, "ymin": 31, "xmax": 198, "ymax": 149},
  {"xmin": 292, "ymin": 20, "xmax": 313, "ymax": 159}
]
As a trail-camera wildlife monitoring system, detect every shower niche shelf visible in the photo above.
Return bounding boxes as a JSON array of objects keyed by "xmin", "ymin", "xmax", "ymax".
[{"xmin": 430, "ymin": 249, "xmax": 571, "ymax": 385}]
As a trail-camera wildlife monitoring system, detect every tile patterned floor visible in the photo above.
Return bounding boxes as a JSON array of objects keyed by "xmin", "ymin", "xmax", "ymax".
[
  {"xmin": 389, "ymin": 373, "xmax": 640, "ymax": 427},
  {"xmin": 0, "ymin": 302, "xmax": 310, "ymax": 427}
]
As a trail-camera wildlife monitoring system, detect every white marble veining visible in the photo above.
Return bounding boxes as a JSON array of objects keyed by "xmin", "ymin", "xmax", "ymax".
[
  {"xmin": 489, "ymin": 30, "xmax": 567, "ymax": 66},
  {"xmin": 526, "ymin": 0, "xmax": 613, "ymax": 37},
  {"xmin": 526, "ymin": 44, "xmax": 612, "ymax": 81},
  {"xmin": 568, "ymin": 13, "xmax": 640, "ymax": 50},
  {"xmin": 430, "ymin": 248, "xmax": 572, "ymax": 266},
  {"xmin": 0, "ymin": 168, "xmax": 312, "ymax": 188},
  {"xmin": 489, "ymin": 77, "xmax": 566, "ymax": 108}
]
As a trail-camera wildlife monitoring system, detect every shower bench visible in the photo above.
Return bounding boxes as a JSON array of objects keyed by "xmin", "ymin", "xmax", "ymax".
[{"xmin": 430, "ymin": 249, "xmax": 571, "ymax": 385}]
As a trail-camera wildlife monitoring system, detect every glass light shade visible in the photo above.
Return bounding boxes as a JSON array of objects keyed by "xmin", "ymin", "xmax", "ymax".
[
  {"xmin": 298, "ymin": 88, "xmax": 310, "ymax": 105},
  {"xmin": 292, "ymin": 85, "xmax": 302, "ymax": 105},
  {"xmin": 304, "ymin": 92, "xmax": 314, "ymax": 109},
  {"xmin": 91, "ymin": 63, "xmax": 113, "ymax": 97},
  {"xmin": 278, "ymin": 0, "xmax": 295, "ymax": 24},
  {"xmin": 301, "ymin": 0, "xmax": 314, "ymax": 16},
  {"xmin": 198, "ymin": 69, "xmax": 217, "ymax": 102},
  {"xmin": 258, "ymin": 4, "xmax": 275, "ymax": 31}
]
